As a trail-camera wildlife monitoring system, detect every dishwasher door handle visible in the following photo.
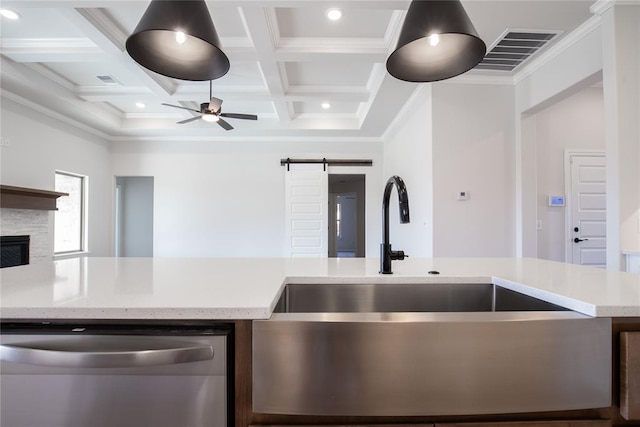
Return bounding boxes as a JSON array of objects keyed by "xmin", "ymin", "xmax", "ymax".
[{"xmin": 0, "ymin": 340, "xmax": 214, "ymax": 368}]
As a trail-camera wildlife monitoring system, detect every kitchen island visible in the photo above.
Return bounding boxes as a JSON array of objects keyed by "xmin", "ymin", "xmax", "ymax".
[
  {"xmin": 1, "ymin": 257, "xmax": 640, "ymax": 319},
  {"xmin": 2, "ymin": 257, "xmax": 640, "ymax": 427}
]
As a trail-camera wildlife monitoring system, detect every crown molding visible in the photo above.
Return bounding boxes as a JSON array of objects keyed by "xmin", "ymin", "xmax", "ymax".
[
  {"xmin": 1, "ymin": 89, "xmax": 111, "ymax": 141},
  {"xmin": 513, "ymin": 14, "xmax": 602, "ymax": 84},
  {"xmin": 383, "ymin": 10, "xmax": 406, "ymax": 51},
  {"xmin": 590, "ymin": 0, "xmax": 615, "ymax": 15},
  {"xmin": 264, "ymin": 7, "xmax": 281, "ymax": 51},
  {"xmin": 381, "ymin": 84, "xmax": 430, "ymax": 141},
  {"xmin": 75, "ymin": 8, "xmax": 127, "ymax": 52},
  {"xmin": 23, "ymin": 63, "xmax": 76, "ymax": 91},
  {"xmin": 589, "ymin": 0, "xmax": 639, "ymax": 15}
]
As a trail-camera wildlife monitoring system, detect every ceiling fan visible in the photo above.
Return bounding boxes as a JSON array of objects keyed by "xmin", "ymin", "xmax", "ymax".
[{"xmin": 161, "ymin": 81, "xmax": 257, "ymax": 131}]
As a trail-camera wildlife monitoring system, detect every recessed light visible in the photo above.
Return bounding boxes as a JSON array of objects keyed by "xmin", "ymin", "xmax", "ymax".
[
  {"xmin": 326, "ymin": 8, "xmax": 342, "ymax": 21},
  {"xmin": 136, "ymin": 102, "xmax": 146, "ymax": 109},
  {"xmin": 321, "ymin": 102, "xmax": 331, "ymax": 109},
  {"xmin": 0, "ymin": 9, "xmax": 21, "ymax": 20}
]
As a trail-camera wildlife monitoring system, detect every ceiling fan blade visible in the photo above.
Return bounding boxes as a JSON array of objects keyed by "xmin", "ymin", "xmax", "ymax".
[
  {"xmin": 208, "ymin": 97, "xmax": 223, "ymax": 113},
  {"xmin": 216, "ymin": 117, "xmax": 234, "ymax": 131},
  {"xmin": 220, "ymin": 113, "xmax": 258, "ymax": 120},
  {"xmin": 161, "ymin": 103, "xmax": 201, "ymax": 113},
  {"xmin": 177, "ymin": 116, "xmax": 201, "ymax": 124}
]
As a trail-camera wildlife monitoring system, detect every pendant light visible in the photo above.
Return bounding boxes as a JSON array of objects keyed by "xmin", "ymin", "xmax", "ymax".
[
  {"xmin": 126, "ymin": 0, "xmax": 230, "ymax": 81},
  {"xmin": 386, "ymin": 0, "xmax": 486, "ymax": 82}
]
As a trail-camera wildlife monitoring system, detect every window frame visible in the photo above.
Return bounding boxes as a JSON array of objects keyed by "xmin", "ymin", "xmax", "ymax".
[{"xmin": 54, "ymin": 170, "xmax": 87, "ymax": 255}]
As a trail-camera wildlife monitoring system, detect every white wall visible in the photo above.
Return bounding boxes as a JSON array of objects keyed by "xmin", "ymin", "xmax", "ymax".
[
  {"xmin": 0, "ymin": 98, "xmax": 112, "ymax": 257},
  {"xmin": 382, "ymin": 86, "xmax": 434, "ymax": 257},
  {"xmin": 431, "ymin": 83, "xmax": 516, "ymax": 257},
  {"xmin": 519, "ymin": 113, "xmax": 538, "ymax": 257},
  {"xmin": 111, "ymin": 140, "xmax": 382, "ymax": 257},
  {"xmin": 533, "ymin": 87, "xmax": 605, "ymax": 262}
]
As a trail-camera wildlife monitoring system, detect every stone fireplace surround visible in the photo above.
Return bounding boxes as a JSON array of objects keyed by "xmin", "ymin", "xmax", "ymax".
[{"xmin": 0, "ymin": 185, "xmax": 68, "ymax": 265}]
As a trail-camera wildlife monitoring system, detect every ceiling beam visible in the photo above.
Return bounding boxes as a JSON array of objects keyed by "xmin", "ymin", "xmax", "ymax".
[{"xmin": 240, "ymin": 6, "xmax": 293, "ymax": 121}]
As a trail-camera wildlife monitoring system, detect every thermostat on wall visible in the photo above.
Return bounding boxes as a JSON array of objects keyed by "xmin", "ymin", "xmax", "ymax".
[{"xmin": 548, "ymin": 195, "xmax": 565, "ymax": 207}]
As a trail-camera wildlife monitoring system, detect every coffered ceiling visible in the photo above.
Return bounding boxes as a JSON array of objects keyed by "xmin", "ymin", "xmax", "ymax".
[{"xmin": 0, "ymin": 0, "xmax": 595, "ymax": 142}]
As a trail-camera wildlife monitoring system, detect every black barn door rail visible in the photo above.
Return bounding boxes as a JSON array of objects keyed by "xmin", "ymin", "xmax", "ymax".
[{"xmin": 280, "ymin": 158, "xmax": 373, "ymax": 171}]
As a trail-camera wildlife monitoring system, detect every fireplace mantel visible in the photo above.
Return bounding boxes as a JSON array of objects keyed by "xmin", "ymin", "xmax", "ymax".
[{"xmin": 0, "ymin": 185, "xmax": 68, "ymax": 211}]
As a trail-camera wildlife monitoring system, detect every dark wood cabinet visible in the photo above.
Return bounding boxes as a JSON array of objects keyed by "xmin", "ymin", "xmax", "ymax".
[
  {"xmin": 620, "ymin": 332, "xmax": 640, "ymax": 420},
  {"xmin": 435, "ymin": 421, "xmax": 611, "ymax": 427}
]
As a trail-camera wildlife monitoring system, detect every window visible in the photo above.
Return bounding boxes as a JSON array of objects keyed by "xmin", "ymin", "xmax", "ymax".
[{"xmin": 54, "ymin": 171, "xmax": 86, "ymax": 254}]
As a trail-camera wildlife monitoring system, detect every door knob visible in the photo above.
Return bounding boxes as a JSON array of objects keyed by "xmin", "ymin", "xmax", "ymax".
[{"xmin": 574, "ymin": 237, "xmax": 589, "ymax": 243}]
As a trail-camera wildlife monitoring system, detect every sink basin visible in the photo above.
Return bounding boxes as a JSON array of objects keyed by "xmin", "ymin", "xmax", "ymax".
[
  {"xmin": 273, "ymin": 283, "xmax": 567, "ymax": 313},
  {"xmin": 254, "ymin": 281, "xmax": 611, "ymax": 417}
]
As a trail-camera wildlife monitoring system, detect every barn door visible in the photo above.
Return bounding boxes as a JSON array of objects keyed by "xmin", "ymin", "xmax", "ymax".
[{"xmin": 284, "ymin": 164, "xmax": 328, "ymax": 257}]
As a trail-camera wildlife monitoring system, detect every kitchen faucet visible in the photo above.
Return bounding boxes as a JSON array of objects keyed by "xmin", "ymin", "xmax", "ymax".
[{"xmin": 380, "ymin": 175, "xmax": 410, "ymax": 274}]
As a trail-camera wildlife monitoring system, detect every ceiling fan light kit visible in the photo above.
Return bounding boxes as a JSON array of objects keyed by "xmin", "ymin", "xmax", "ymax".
[
  {"xmin": 125, "ymin": 0, "xmax": 230, "ymax": 81},
  {"xmin": 162, "ymin": 81, "xmax": 258, "ymax": 131},
  {"xmin": 201, "ymin": 111, "xmax": 220, "ymax": 122},
  {"xmin": 387, "ymin": 0, "xmax": 486, "ymax": 82}
]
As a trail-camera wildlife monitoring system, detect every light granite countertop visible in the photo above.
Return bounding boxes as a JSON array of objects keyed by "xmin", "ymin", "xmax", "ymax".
[{"xmin": 1, "ymin": 257, "xmax": 639, "ymax": 319}]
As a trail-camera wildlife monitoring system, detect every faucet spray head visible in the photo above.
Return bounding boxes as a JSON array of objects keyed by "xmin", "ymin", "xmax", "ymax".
[{"xmin": 394, "ymin": 176, "xmax": 410, "ymax": 223}]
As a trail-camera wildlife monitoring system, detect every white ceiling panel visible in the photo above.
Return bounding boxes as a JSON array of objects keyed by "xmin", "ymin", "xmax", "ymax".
[
  {"xmin": 293, "ymin": 101, "xmax": 360, "ymax": 115},
  {"xmin": 275, "ymin": 7, "xmax": 393, "ymax": 38},
  {"xmin": 0, "ymin": 8, "xmax": 85, "ymax": 38},
  {"xmin": 215, "ymin": 62, "xmax": 264, "ymax": 86},
  {"xmin": 107, "ymin": 99, "xmax": 174, "ymax": 115},
  {"xmin": 284, "ymin": 61, "xmax": 373, "ymax": 87}
]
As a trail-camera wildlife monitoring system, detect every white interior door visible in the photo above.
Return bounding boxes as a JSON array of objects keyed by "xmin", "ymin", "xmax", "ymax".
[
  {"xmin": 284, "ymin": 164, "xmax": 328, "ymax": 258},
  {"xmin": 568, "ymin": 154, "xmax": 606, "ymax": 267}
]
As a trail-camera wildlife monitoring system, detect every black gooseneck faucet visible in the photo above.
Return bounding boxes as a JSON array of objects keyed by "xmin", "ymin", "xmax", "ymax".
[{"xmin": 380, "ymin": 175, "xmax": 410, "ymax": 274}]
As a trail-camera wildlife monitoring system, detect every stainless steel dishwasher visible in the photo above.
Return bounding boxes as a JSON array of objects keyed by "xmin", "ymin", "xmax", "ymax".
[{"xmin": 0, "ymin": 322, "xmax": 233, "ymax": 427}]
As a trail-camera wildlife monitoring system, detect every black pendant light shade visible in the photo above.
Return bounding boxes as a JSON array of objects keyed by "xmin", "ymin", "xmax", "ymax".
[
  {"xmin": 126, "ymin": 0, "xmax": 230, "ymax": 81},
  {"xmin": 387, "ymin": 0, "xmax": 486, "ymax": 82}
]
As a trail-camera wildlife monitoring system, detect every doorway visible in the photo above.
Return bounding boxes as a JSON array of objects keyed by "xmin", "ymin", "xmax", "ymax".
[
  {"xmin": 565, "ymin": 151, "xmax": 606, "ymax": 267},
  {"xmin": 328, "ymin": 174, "xmax": 365, "ymax": 258},
  {"xmin": 115, "ymin": 176, "xmax": 154, "ymax": 257}
]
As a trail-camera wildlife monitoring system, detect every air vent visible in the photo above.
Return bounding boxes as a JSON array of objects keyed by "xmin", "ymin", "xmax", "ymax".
[
  {"xmin": 96, "ymin": 75, "xmax": 122, "ymax": 86},
  {"xmin": 475, "ymin": 30, "xmax": 560, "ymax": 72}
]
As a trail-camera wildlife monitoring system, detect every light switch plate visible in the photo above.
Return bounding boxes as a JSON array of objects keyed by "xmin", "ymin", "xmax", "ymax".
[{"xmin": 457, "ymin": 191, "xmax": 469, "ymax": 201}]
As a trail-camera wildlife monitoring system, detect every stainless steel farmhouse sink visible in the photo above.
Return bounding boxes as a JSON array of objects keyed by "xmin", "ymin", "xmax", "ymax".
[{"xmin": 253, "ymin": 282, "xmax": 611, "ymax": 417}]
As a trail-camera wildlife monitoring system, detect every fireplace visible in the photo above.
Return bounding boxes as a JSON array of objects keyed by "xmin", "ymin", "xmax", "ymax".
[{"xmin": 1, "ymin": 235, "xmax": 30, "ymax": 268}]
